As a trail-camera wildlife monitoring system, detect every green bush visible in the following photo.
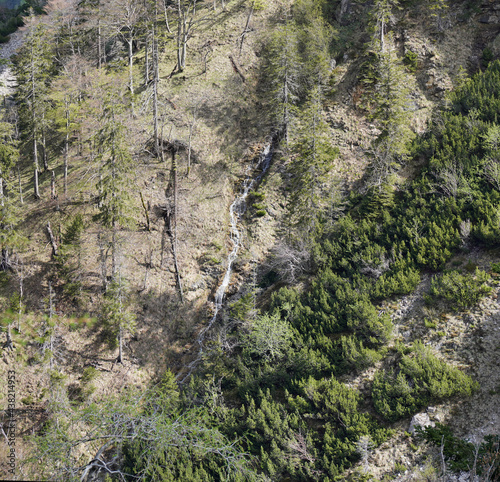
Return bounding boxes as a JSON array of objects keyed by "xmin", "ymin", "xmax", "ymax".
[
  {"xmin": 372, "ymin": 264, "xmax": 420, "ymax": 299},
  {"xmin": 249, "ymin": 191, "xmax": 265, "ymax": 200},
  {"xmin": 403, "ymin": 50, "xmax": 419, "ymax": 72},
  {"xmin": 416, "ymin": 423, "xmax": 500, "ymax": 476},
  {"xmin": 429, "ymin": 268, "xmax": 492, "ymax": 309},
  {"xmin": 424, "ymin": 318, "xmax": 436, "ymax": 329},
  {"xmin": 81, "ymin": 366, "xmax": 98, "ymax": 384},
  {"xmin": 332, "ymin": 335, "xmax": 383, "ymax": 373},
  {"xmin": 252, "ymin": 203, "xmax": 266, "ymax": 211},
  {"xmin": 482, "ymin": 47, "xmax": 494, "ymax": 68},
  {"xmin": 372, "ymin": 342, "xmax": 477, "ymax": 421}
]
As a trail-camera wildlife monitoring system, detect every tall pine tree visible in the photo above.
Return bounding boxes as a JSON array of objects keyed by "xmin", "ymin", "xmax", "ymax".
[
  {"xmin": 14, "ymin": 13, "xmax": 54, "ymax": 199},
  {"xmin": 288, "ymin": 85, "xmax": 338, "ymax": 236},
  {"xmin": 263, "ymin": 19, "xmax": 300, "ymax": 145},
  {"xmin": 94, "ymin": 99, "xmax": 134, "ymax": 281}
]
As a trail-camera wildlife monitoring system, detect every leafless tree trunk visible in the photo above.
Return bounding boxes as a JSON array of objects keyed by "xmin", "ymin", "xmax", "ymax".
[
  {"xmin": 98, "ymin": 231, "xmax": 109, "ymax": 291},
  {"xmin": 139, "ymin": 191, "xmax": 151, "ymax": 231},
  {"xmin": 162, "ymin": 0, "xmax": 172, "ymax": 33},
  {"xmin": 97, "ymin": 10, "xmax": 102, "ymax": 68},
  {"xmin": 42, "ymin": 117, "xmax": 48, "ymax": 171},
  {"xmin": 338, "ymin": 0, "xmax": 351, "ymax": 23},
  {"xmin": 13, "ymin": 255, "xmax": 24, "ymax": 332},
  {"xmin": 46, "ymin": 222, "xmax": 59, "ymax": 257},
  {"xmin": 0, "ymin": 174, "xmax": 4, "ymax": 208},
  {"xmin": 176, "ymin": 0, "xmax": 197, "ymax": 72},
  {"xmin": 239, "ymin": 2, "xmax": 254, "ymax": 57},
  {"xmin": 64, "ymin": 97, "xmax": 70, "ymax": 197},
  {"xmin": 144, "ymin": 32, "xmax": 150, "ymax": 85},
  {"xmin": 118, "ymin": 323, "xmax": 123, "ymax": 363},
  {"xmin": 4, "ymin": 321, "xmax": 13, "ymax": 350},
  {"xmin": 141, "ymin": 246, "xmax": 153, "ymax": 291},
  {"xmin": 50, "ymin": 171, "xmax": 57, "ymax": 200},
  {"xmin": 18, "ymin": 163, "xmax": 23, "ymax": 204},
  {"xmin": 152, "ymin": 4, "xmax": 160, "ymax": 155},
  {"xmin": 34, "ymin": 164, "xmax": 40, "ymax": 200},
  {"xmin": 172, "ymin": 150, "xmax": 184, "ymax": 302}
]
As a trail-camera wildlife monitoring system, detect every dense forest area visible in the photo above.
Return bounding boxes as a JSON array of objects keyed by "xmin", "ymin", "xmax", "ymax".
[{"xmin": 0, "ymin": 0, "xmax": 499, "ymax": 480}]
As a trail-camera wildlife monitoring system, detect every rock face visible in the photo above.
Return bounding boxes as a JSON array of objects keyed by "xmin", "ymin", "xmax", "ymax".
[
  {"xmin": 490, "ymin": 33, "xmax": 500, "ymax": 56},
  {"xmin": 409, "ymin": 412, "xmax": 435, "ymax": 435},
  {"xmin": 479, "ymin": 14, "xmax": 499, "ymax": 24},
  {"xmin": 0, "ymin": 30, "xmax": 25, "ymax": 98}
]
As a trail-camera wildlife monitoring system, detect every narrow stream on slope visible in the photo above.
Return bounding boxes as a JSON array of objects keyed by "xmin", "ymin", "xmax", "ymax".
[{"xmin": 178, "ymin": 140, "xmax": 275, "ymax": 382}]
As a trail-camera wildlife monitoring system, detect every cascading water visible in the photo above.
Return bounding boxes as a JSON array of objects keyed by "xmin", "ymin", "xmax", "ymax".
[{"xmin": 178, "ymin": 142, "xmax": 274, "ymax": 382}]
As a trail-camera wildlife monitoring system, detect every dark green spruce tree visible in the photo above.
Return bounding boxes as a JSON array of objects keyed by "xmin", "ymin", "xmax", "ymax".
[
  {"xmin": 263, "ymin": 17, "xmax": 300, "ymax": 145},
  {"xmin": 288, "ymin": 84, "xmax": 338, "ymax": 236},
  {"xmin": 14, "ymin": 13, "xmax": 54, "ymax": 199},
  {"xmin": 94, "ymin": 98, "xmax": 136, "ymax": 363}
]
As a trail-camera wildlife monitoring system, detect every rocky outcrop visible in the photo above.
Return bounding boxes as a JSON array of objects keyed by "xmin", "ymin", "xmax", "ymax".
[{"xmin": 409, "ymin": 412, "xmax": 435, "ymax": 435}]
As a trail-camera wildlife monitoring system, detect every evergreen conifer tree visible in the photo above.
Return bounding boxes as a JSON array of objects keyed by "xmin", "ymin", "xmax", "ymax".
[
  {"xmin": 94, "ymin": 99, "xmax": 134, "ymax": 281},
  {"xmin": 14, "ymin": 13, "xmax": 54, "ymax": 199},
  {"xmin": 0, "ymin": 122, "xmax": 22, "ymax": 273},
  {"xmin": 364, "ymin": 0, "xmax": 415, "ymax": 187},
  {"xmin": 102, "ymin": 275, "xmax": 136, "ymax": 363},
  {"xmin": 367, "ymin": 42, "xmax": 415, "ymax": 187},
  {"xmin": 288, "ymin": 85, "xmax": 338, "ymax": 235},
  {"xmin": 264, "ymin": 19, "xmax": 300, "ymax": 145}
]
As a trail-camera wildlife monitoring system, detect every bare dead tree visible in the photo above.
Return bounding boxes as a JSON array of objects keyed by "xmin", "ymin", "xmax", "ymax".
[
  {"xmin": 139, "ymin": 191, "xmax": 151, "ymax": 231},
  {"xmin": 97, "ymin": 231, "xmax": 110, "ymax": 291},
  {"xmin": 287, "ymin": 431, "xmax": 315, "ymax": 464},
  {"xmin": 356, "ymin": 435, "xmax": 373, "ymax": 474},
  {"xmin": 46, "ymin": 222, "xmax": 59, "ymax": 257},
  {"xmin": 266, "ymin": 240, "xmax": 311, "ymax": 284},
  {"xmin": 238, "ymin": 1, "xmax": 255, "ymax": 57},
  {"xmin": 162, "ymin": 0, "xmax": 172, "ymax": 33},
  {"xmin": 228, "ymin": 55, "xmax": 246, "ymax": 83},
  {"xmin": 176, "ymin": 0, "xmax": 198, "ymax": 72}
]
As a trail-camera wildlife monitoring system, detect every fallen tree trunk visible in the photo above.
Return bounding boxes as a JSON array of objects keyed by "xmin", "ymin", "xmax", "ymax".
[
  {"xmin": 229, "ymin": 54, "xmax": 246, "ymax": 82},
  {"xmin": 46, "ymin": 222, "xmax": 58, "ymax": 257}
]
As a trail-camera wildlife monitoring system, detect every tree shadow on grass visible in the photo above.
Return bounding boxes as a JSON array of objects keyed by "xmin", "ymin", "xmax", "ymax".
[{"xmin": 196, "ymin": 74, "xmax": 271, "ymax": 160}]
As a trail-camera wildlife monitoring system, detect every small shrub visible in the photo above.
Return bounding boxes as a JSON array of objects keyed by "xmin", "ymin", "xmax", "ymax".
[
  {"xmin": 424, "ymin": 318, "xmax": 436, "ymax": 329},
  {"xmin": 250, "ymin": 191, "xmax": 265, "ymax": 200},
  {"xmin": 491, "ymin": 261, "xmax": 500, "ymax": 273},
  {"xmin": 21, "ymin": 395, "xmax": 34, "ymax": 405},
  {"xmin": 78, "ymin": 366, "xmax": 99, "ymax": 401},
  {"xmin": 202, "ymin": 254, "xmax": 219, "ymax": 265},
  {"xmin": 482, "ymin": 47, "xmax": 494, "ymax": 68},
  {"xmin": 211, "ymin": 241, "xmax": 223, "ymax": 251},
  {"xmin": 81, "ymin": 366, "xmax": 98, "ymax": 384},
  {"xmin": 372, "ymin": 341, "xmax": 477, "ymax": 421},
  {"xmin": 403, "ymin": 50, "xmax": 418, "ymax": 72},
  {"xmin": 333, "ymin": 335, "xmax": 383, "ymax": 373},
  {"xmin": 416, "ymin": 424, "xmax": 500, "ymax": 475},
  {"xmin": 464, "ymin": 260, "xmax": 477, "ymax": 272},
  {"xmin": 255, "ymin": 209, "xmax": 267, "ymax": 217},
  {"xmin": 429, "ymin": 268, "xmax": 492, "ymax": 309}
]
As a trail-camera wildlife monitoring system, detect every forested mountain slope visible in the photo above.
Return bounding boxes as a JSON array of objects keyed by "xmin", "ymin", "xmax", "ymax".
[{"xmin": 0, "ymin": 0, "xmax": 499, "ymax": 480}]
